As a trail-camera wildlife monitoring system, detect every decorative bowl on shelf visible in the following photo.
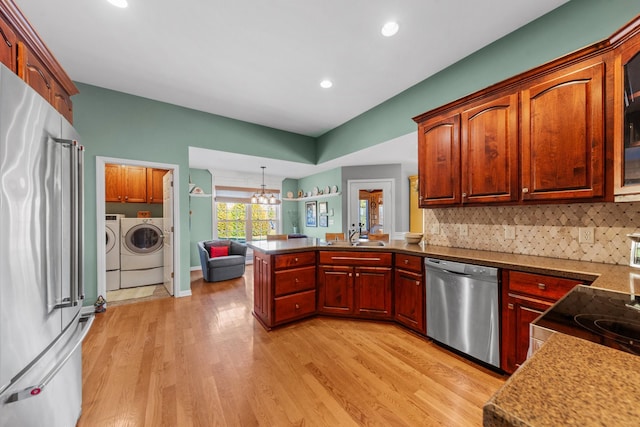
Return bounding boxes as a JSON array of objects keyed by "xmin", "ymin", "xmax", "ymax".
[{"xmin": 404, "ymin": 232, "xmax": 423, "ymax": 244}]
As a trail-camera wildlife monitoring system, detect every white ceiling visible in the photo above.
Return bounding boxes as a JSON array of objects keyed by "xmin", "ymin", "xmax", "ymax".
[{"xmin": 15, "ymin": 0, "xmax": 568, "ymax": 175}]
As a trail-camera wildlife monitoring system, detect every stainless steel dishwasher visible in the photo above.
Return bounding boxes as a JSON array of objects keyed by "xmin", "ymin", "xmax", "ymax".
[{"xmin": 425, "ymin": 258, "xmax": 500, "ymax": 368}]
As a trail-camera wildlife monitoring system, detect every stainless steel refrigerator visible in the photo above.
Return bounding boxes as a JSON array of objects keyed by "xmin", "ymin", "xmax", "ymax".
[{"xmin": 0, "ymin": 63, "xmax": 93, "ymax": 425}]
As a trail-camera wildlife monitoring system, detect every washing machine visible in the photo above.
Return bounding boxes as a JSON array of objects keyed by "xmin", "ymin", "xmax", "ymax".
[
  {"xmin": 120, "ymin": 217, "xmax": 164, "ymax": 288},
  {"xmin": 105, "ymin": 214, "xmax": 125, "ymax": 291}
]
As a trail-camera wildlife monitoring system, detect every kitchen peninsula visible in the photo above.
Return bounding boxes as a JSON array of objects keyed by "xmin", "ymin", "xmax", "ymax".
[{"xmin": 248, "ymin": 238, "xmax": 640, "ymax": 426}]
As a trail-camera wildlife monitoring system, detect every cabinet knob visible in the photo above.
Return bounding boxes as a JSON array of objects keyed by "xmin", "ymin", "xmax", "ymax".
[
  {"xmin": 462, "ymin": 192, "xmax": 467, "ymax": 198},
  {"xmin": 295, "ymin": 304, "xmax": 300, "ymax": 310},
  {"xmin": 356, "ymin": 273, "xmax": 360, "ymax": 277},
  {"xmin": 538, "ymin": 283, "xmax": 546, "ymax": 290},
  {"xmin": 349, "ymin": 273, "xmax": 352, "ymax": 277},
  {"xmin": 416, "ymin": 281, "xmax": 420, "ymax": 286},
  {"xmin": 125, "ymin": 196, "xmax": 128, "ymax": 200},
  {"xmin": 404, "ymin": 259, "xmax": 409, "ymax": 265},
  {"xmin": 295, "ymin": 278, "xmax": 299, "ymax": 283},
  {"xmin": 522, "ymin": 187, "xmax": 529, "ymax": 193},
  {"xmin": 294, "ymin": 257, "xmax": 298, "ymax": 263},
  {"xmin": 508, "ymin": 303, "xmax": 514, "ymax": 310}
]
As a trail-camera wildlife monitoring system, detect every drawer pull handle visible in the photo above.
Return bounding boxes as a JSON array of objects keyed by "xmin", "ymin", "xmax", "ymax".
[
  {"xmin": 331, "ymin": 256, "xmax": 381, "ymax": 261},
  {"xmin": 508, "ymin": 303, "xmax": 514, "ymax": 310},
  {"xmin": 538, "ymin": 283, "xmax": 546, "ymax": 290}
]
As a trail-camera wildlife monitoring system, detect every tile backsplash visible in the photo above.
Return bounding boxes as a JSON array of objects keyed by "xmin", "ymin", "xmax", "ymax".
[{"xmin": 423, "ymin": 202, "xmax": 640, "ymax": 265}]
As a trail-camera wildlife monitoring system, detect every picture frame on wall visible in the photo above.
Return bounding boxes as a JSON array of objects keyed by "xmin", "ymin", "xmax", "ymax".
[
  {"xmin": 305, "ymin": 201, "xmax": 317, "ymax": 227},
  {"xmin": 318, "ymin": 202, "xmax": 328, "ymax": 227}
]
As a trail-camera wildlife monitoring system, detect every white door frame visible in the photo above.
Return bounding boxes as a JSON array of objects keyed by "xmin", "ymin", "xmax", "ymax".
[
  {"xmin": 347, "ymin": 178, "xmax": 395, "ymax": 238},
  {"xmin": 96, "ymin": 156, "xmax": 183, "ymax": 300}
]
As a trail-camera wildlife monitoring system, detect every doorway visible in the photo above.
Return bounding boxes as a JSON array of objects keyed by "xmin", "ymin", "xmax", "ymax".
[
  {"xmin": 347, "ymin": 179, "xmax": 395, "ymax": 238},
  {"xmin": 95, "ymin": 156, "xmax": 181, "ymax": 304}
]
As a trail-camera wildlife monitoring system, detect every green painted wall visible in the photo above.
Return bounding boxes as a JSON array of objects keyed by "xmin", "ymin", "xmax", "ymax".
[
  {"xmin": 73, "ymin": 84, "xmax": 313, "ymax": 304},
  {"xmin": 296, "ymin": 168, "xmax": 343, "ymax": 239},
  {"xmin": 282, "ymin": 178, "xmax": 300, "ymax": 234},
  {"xmin": 72, "ymin": 0, "xmax": 640, "ymax": 302},
  {"xmin": 316, "ymin": 0, "xmax": 640, "ymax": 162},
  {"xmin": 189, "ymin": 169, "xmax": 213, "ymax": 268}
]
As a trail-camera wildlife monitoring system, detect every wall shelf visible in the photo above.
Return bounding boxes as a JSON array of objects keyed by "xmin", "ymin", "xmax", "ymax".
[
  {"xmin": 189, "ymin": 193, "xmax": 211, "ymax": 198},
  {"xmin": 282, "ymin": 192, "xmax": 341, "ymax": 202}
]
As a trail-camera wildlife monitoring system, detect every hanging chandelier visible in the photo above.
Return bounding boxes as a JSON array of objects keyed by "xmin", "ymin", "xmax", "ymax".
[{"xmin": 251, "ymin": 166, "xmax": 279, "ymax": 204}]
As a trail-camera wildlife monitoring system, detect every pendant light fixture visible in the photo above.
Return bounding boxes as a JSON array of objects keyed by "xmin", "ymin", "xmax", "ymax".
[{"xmin": 251, "ymin": 166, "xmax": 279, "ymax": 204}]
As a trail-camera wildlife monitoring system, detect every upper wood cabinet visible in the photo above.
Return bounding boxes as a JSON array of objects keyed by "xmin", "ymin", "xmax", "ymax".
[
  {"xmin": 105, "ymin": 164, "xmax": 147, "ymax": 203},
  {"xmin": 414, "ymin": 37, "xmax": 611, "ymax": 207},
  {"xmin": 417, "ymin": 114, "xmax": 460, "ymax": 206},
  {"xmin": 147, "ymin": 168, "xmax": 169, "ymax": 204},
  {"xmin": 613, "ymin": 16, "xmax": 640, "ymax": 201},
  {"xmin": 17, "ymin": 41, "xmax": 53, "ymax": 103},
  {"xmin": 0, "ymin": 12, "xmax": 17, "ymax": 72},
  {"xmin": 461, "ymin": 93, "xmax": 519, "ymax": 204},
  {"xmin": 0, "ymin": 0, "xmax": 78, "ymax": 121},
  {"xmin": 520, "ymin": 61, "xmax": 605, "ymax": 201},
  {"xmin": 417, "ymin": 93, "xmax": 519, "ymax": 207}
]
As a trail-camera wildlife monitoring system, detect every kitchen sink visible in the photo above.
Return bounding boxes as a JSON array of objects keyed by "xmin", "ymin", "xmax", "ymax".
[
  {"xmin": 326, "ymin": 240, "xmax": 385, "ymax": 247},
  {"xmin": 355, "ymin": 241, "xmax": 385, "ymax": 247}
]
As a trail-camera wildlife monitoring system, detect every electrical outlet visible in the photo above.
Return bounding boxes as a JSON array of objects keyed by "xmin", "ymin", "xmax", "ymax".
[
  {"xmin": 459, "ymin": 224, "xmax": 468, "ymax": 237},
  {"xmin": 578, "ymin": 227, "xmax": 595, "ymax": 244},
  {"xmin": 430, "ymin": 223, "xmax": 440, "ymax": 235},
  {"xmin": 504, "ymin": 225, "xmax": 515, "ymax": 240}
]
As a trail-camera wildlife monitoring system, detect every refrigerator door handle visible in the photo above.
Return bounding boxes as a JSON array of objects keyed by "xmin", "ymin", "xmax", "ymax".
[{"xmin": 4, "ymin": 314, "xmax": 94, "ymax": 404}]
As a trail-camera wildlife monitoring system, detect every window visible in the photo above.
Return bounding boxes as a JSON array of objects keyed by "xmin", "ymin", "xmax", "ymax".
[{"xmin": 214, "ymin": 186, "xmax": 281, "ymax": 241}]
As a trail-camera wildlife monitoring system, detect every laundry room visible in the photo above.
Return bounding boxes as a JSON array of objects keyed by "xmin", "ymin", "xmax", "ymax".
[{"xmin": 104, "ymin": 162, "xmax": 173, "ymax": 305}]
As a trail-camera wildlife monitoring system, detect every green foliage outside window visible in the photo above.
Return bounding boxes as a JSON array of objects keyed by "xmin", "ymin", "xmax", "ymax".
[{"xmin": 216, "ymin": 202, "xmax": 279, "ymax": 241}]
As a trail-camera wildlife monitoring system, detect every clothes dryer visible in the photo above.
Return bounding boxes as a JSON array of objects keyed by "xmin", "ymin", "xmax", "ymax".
[
  {"xmin": 120, "ymin": 218, "xmax": 164, "ymax": 288},
  {"xmin": 105, "ymin": 214, "xmax": 124, "ymax": 291}
]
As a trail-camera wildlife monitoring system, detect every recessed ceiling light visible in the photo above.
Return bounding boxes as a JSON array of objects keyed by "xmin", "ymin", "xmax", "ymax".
[
  {"xmin": 107, "ymin": 0, "xmax": 128, "ymax": 8},
  {"xmin": 381, "ymin": 21, "xmax": 399, "ymax": 37},
  {"xmin": 320, "ymin": 80, "xmax": 333, "ymax": 89}
]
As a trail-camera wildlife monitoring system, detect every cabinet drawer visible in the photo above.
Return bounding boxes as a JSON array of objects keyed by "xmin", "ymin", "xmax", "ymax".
[
  {"xmin": 319, "ymin": 251, "xmax": 392, "ymax": 266},
  {"xmin": 394, "ymin": 254, "xmax": 423, "ymax": 273},
  {"xmin": 274, "ymin": 266, "xmax": 316, "ymax": 296},
  {"xmin": 508, "ymin": 271, "xmax": 582, "ymax": 301},
  {"xmin": 274, "ymin": 251, "xmax": 316, "ymax": 270},
  {"xmin": 274, "ymin": 290, "xmax": 316, "ymax": 324}
]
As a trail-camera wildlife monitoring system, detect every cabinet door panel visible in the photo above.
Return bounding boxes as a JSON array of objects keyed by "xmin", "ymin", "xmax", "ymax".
[
  {"xmin": 0, "ymin": 16, "xmax": 17, "ymax": 72},
  {"xmin": 318, "ymin": 266, "xmax": 353, "ymax": 315},
  {"xmin": 461, "ymin": 94, "xmax": 519, "ymax": 203},
  {"xmin": 17, "ymin": 41, "xmax": 53, "ymax": 103},
  {"xmin": 355, "ymin": 267, "xmax": 392, "ymax": 318},
  {"xmin": 147, "ymin": 168, "xmax": 168, "ymax": 204},
  {"xmin": 124, "ymin": 166, "xmax": 147, "ymax": 203},
  {"xmin": 521, "ymin": 62, "xmax": 605, "ymax": 200},
  {"xmin": 105, "ymin": 164, "xmax": 124, "ymax": 202},
  {"xmin": 253, "ymin": 253, "xmax": 272, "ymax": 326},
  {"xmin": 394, "ymin": 269, "xmax": 425, "ymax": 333},
  {"xmin": 418, "ymin": 115, "xmax": 461, "ymax": 206}
]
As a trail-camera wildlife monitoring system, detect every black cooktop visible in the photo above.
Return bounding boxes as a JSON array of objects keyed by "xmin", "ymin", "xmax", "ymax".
[{"xmin": 534, "ymin": 285, "xmax": 640, "ymax": 355}]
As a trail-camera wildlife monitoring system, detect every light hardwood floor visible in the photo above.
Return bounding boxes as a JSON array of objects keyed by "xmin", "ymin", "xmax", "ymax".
[{"xmin": 79, "ymin": 267, "xmax": 505, "ymax": 426}]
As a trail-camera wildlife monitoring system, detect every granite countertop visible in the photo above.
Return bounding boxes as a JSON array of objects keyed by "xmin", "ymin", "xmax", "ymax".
[
  {"xmin": 483, "ymin": 333, "xmax": 640, "ymax": 426},
  {"xmin": 247, "ymin": 238, "xmax": 637, "ymax": 294}
]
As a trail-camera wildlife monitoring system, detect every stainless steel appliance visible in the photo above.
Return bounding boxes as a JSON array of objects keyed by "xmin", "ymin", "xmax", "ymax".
[
  {"xmin": 531, "ymin": 285, "xmax": 640, "ymax": 357},
  {"xmin": 0, "ymin": 63, "xmax": 93, "ymax": 426},
  {"xmin": 425, "ymin": 258, "xmax": 500, "ymax": 368}
]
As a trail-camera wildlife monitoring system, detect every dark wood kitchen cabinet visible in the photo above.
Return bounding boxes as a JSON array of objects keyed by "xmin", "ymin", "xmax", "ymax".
[
  {"xmin": 520, "ymin": 60, "xmax": 605, "ymax": 201},
  {"xmin": 318, "ymin": 251, "xmax": 392, "ymax": 319},
  {"xmin": 0, "ymin": 1, "xmax": 78, "ymax": 121},
  {"xmin": 417, "ymin": 114, "xmax": 461, "ymax": 206},
  {"xmin": 394, "ymin": 254, "xmax": 425, "ymax": 334},
  {"xmin": 501, "ymin": 270, "xmax": 584, "ymax": 374},
  {"xmin": 0, "ymin": 12, "xmax": 17, "ymax": 72},
  {"xmin": 416, "ymin": 93, "xmax": 519, "ymax": 207},
  {"xmin": 252, "ymin": 250, "xmax": 316, "ymax": 329}
]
